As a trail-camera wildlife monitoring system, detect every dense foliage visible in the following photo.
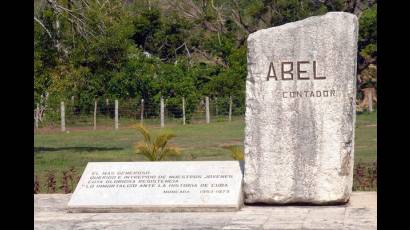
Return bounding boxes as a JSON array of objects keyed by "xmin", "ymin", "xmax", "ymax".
[{"xmin": 34, "ymin": 0, "xmax": 377, "ymax": 119}]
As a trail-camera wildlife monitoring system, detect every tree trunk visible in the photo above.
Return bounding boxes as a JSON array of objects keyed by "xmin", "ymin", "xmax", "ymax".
[
  {"xmin": 359, "ymin": 88, "xmax": 377, "ymax": 112},
  {"xmin": 368, "ymin": 90, "xmax": 373, "ymax": 112}
]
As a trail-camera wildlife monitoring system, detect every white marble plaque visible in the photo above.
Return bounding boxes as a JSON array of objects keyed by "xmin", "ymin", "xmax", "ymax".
[{"xmin": 68, "ymin": 161, "xmax": 243, "ymax": 212}]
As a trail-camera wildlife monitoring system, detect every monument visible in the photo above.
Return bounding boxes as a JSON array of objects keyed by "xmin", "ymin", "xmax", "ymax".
[
  {"xmin": 67, "ymin": 12, "xmax": 358, "ymax": 212},
  {"xmin": 243, "ymin": 12, "xmax": 358, "ymax": 204},
  {"xmin": 68, "ymin": 161, "xmax": 243, "ymax": 212}
]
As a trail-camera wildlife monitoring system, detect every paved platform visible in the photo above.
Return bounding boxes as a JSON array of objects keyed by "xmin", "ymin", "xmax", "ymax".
[{"xmin": 34, "ymin": 192, "xmax": 376, "ymax": 230}]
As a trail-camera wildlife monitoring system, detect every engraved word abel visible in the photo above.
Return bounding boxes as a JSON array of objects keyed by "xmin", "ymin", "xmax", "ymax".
[{"xmin": 266, "ymin": 61, "xmax": 325, "ymax": 81}]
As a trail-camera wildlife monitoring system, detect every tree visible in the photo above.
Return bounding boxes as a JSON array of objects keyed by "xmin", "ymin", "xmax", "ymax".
[
  {"xmin": 34, "ymin": 0, "xmax": 377, "ymax": 114},
  {"xmin": 357, "ymin": 4, "xmax": 377, "ymax": 109},
  {"xmin": 358, "ymin": 4, "xmax": 377, "ymax": 76}
]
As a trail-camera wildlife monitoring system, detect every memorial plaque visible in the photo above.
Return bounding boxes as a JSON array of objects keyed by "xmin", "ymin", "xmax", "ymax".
[
  {"xmin": 244, "ymin": 12, "xmax": 358, "ymax": 204},
  {"xmin": 68, "ymin": 161, "xmax": 243, "ymax": 212}
]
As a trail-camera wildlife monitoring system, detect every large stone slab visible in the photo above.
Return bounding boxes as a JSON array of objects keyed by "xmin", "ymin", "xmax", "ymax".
[
  {"xmin": 244, "ymin": 12, "xmax": 358, "ymax": 204},
  {"xmin": 35, "ymin": 192, "xmax": 377, "ymax": 230},
  {"xmin": 68, "ymin": 161, "xmax": 243, "ymax": 212}
]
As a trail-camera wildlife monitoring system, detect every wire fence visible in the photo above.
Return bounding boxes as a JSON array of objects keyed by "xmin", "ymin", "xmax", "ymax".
[{"xmin": 34, "ymin": 96, "xmax": 245, "ymax": 131}]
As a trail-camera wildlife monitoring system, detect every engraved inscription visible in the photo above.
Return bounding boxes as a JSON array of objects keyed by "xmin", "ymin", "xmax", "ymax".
[
  {"xmin": 267, "ymin": 61, "xmax": 325, "ymax": 81},
  {"xmin": 282, "ymin": 90, "xmax": 336, "ymax": 98},
  {"xmin": 82, "ymin": 170, "xmax": 234, "ymax": 195}
]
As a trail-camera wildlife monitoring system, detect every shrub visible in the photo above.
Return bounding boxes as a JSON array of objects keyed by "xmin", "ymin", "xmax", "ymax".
[
  {"xmin": 353, "ymin": 161, "xmax": 377, "ymax": 191},
  {"xmin": 60, "ymin": 171, "xmax": 70, "ymax": 194},
  {"xmin": 34, "ymin": 175, "xmax": 40, "ymax": 194},
  {"xmin": 45, "ymin": 171, "xmax": 57, "ymax": 193},
  {"xmin": 60, "ymin": 167, "xmax": 79, "ymax": 193},
  {"xmin": 133, "ymin": 124, "xmax": 180, "ymax": 161}
]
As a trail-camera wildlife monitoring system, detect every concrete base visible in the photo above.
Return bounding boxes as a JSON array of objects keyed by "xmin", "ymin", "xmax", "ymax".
[{"xmin": 35, "ymin": 192, "xmax": 376, "ymax": 230}]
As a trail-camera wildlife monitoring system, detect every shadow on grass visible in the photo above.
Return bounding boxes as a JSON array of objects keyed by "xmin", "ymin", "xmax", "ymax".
[{"xmin": 34, "ymin": 146, "xmax": 124, "ymax": 153}]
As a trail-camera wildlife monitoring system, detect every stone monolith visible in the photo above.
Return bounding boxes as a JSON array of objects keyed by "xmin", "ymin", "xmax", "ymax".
[{"xmin": 244, "ymin": 12, "xmax": 358, "ymax": 204}]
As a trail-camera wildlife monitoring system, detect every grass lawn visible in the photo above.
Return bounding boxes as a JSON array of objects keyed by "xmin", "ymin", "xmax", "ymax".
[
  {"xmin": 34, "ymin": 113, "xmax": 376, "ymax": 193},
  {"xmin": 354, "ymin": 111, "xmax": 377, "ymax": 162}
]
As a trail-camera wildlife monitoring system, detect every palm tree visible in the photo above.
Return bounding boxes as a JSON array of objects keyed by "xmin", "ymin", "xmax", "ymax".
[{"xmin": 133, "ymin": 124, "xmax": 180, "ymax": 161}]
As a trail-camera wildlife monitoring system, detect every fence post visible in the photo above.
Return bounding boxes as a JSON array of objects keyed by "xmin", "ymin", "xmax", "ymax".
[
  {"xmin": 106, "ymin": 99, "xmax": 109, "ymax": 117},
  {"xmin": 35, "ymin": 103, "xmax": 39, "ymax": 129},
  {"xmin": 115, "ymin": 99, "xmax": 119, "ymax": 130},
  {"xmin": 140, "ymin": 99, "xmax": 144, "ymax": 124},
  {"xmin": 215, "ymin": 97, "xmax": 218, "ymax": 117},
  {"xmin": 94, "ymin": 99, "xmax": 97, "ymax": 130},
  {"xmin": 71, "ymin": 96, "xmax": 75, "ymax": 114},
  {"xmin": 160, "ymin": 96, "xmax": 165, "ymax": 128},
  {"xmin": 61, "ymin": 101, "xmax": 66, "ymax": 132},
  {"xmin": 182, "ymin": 97, "xmax": 186, "ymax": 125},
  {"xmin": 205, "ymin": 96, "xmax": 210, "ymax": 124},
  {"xmin": 229, "ymin": 95, "xmax": 232, "ymax": 122},
  {"xmin": 368, "ymin": 89, "xmax": 373, "ymax": 112}
]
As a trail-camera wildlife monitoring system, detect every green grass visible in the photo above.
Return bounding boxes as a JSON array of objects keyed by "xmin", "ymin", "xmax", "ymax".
[
  {"xmin": 355, "ymin": 111, "xmax": 377, "ymax": 163},
  {"xmin": 34, "ymin": 113, "xmax": 376, "ymax": 193}
]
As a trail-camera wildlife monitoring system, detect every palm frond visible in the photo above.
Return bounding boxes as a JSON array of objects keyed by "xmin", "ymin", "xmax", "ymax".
[
  {"xmin": 134, "ymin": 143, "xmax": 155, "ymax": 161},
  {"xmin": 133, "ymin": 124, "xmax": 151, "ymax": 144},
  {"xmin": 159, "ymin": 147, "xmax": 181, "ymax": 160},
  {"xmin": 154, "ymin": 133, "xmax": 176, "ymax": 149}
]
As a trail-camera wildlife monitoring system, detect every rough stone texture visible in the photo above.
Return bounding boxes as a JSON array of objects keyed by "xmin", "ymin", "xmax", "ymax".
[
  {"xmin": 34, "ymin": 192, "xmax": 376, "ymax": 229},
  {"xmin": 244, "ymin": 12, "xmax": 358, "ymax": 204},
  {"xmin": 68, "ymin": 161, "xmax": 243, "ymax": 212}
]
